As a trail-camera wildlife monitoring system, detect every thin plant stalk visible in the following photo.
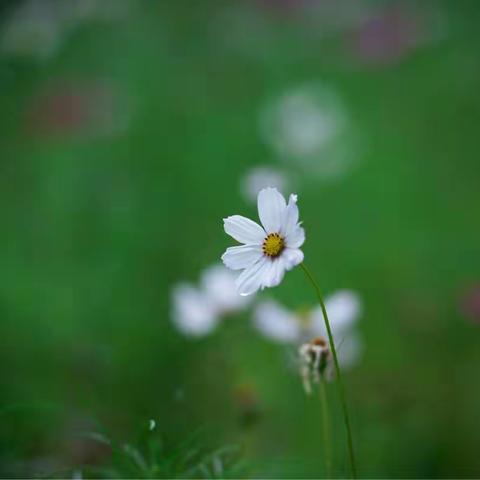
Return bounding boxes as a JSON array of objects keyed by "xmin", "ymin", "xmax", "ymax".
[
  {"xmin": 300, "ymin": 262, "xmax": 357, "ymax": 479},
  {"xmin": 318, "ymin": 378, "xmax": 332, "ymax": 478}
]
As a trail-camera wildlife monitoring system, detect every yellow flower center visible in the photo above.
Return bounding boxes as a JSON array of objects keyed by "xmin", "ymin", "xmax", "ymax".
[{"xmin": 262, "ymin": 233, "xmax": 285, "ymax": 257}]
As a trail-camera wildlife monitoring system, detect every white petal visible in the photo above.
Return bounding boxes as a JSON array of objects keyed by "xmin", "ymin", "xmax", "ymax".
[
  {"xmin": 257, "ymin": 187, "xmax": 287, "ymax": 234},
  {"xmin": 171, "ymin": 284, "xmax": 218, "ymax": 337},
  {"xmin": 310, "ymin": 290, "xmax": 362, "ymax": 337},
  {"xmin": 310, "ymin": 306, "xmax": 327, "ymax": 338},
  {"xmin": 285, "ymin": 225, "xmax": 305, "ymax": 249},
  {"xmin": 325, "ymin": 290, "xmax": 362, "ymax": 332},
  {"xmin": 281, "ymin": 193, "xmax": 299, "ymax": 237},
  {"xmin": 241, "ymin": 166, "xmax": 288, "ymax": 204},
  {"xmin": 235, "ymin": 256, "xmax": 270, "ymax": 296},
  {"xmin": 223, "ymin": 215, "xmax": 265, "ymax": 245},
  {"xmin": 200, "ymin": 264, "xmax": 250, "ymax": 312},
  {"xmin": 263, "ymin": 257, "xmax": 286, "ymax": 288},
  {"xmin": 281, "ymin": 248, "xmax": 304, "ymax": 270},
  {"xmin": 253, "ymin": 300, "xmax": 301, "ymax": 343},
  {"xmin": 221, "ymin": 245, "xmax": 263, "ymax": 270}
]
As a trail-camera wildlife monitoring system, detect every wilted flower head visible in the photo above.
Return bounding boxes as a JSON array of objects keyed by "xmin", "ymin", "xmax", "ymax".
[
  {"xmin": 222, "ymin": 187, "xmax": 305, "ymax": 296},
  {"xmin": 171, "ymin": 264, "xmax": 251, "ymax": 337},
  {"xmin": 240, "ymin": 166, "xmax": 289, "ymax": 204},
  {"xmin": 253, "ymin": 290, "xmax": 363, "ymax": 368},
  {"xmin": 299, "ymin": 337, "xmax": 332, "ymax": 394}
]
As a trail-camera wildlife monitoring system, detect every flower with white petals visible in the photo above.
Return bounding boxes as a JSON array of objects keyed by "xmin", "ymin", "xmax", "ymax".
[
  {"xmin": 253, "ymin": 290, "xmax": 363, "ymax": 368},
  {"xmin": 260, "ymin": 83, "xmax": 347, "ymax": 160},
  {"xmin": 200, "ymin": 264, "xmax": 251, "ymax": 314},
  {"xmin": 171, "ymin": 284, "xmax": 218, "ymax": 337},
  {"xmin": 222, "ymin": 187, "xmax": 305, "ymax": 296},
  {"xmin": 259, "ymin": 83, "xmax": 361, "ymax": 182},
  {"xmin": 171, "ymin": 264, "xmax": 252, "ymax": 337}
]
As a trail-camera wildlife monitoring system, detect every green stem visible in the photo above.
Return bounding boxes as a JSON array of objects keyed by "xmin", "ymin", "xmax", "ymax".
[
  {"xmin": 300, "ymin": 262, "xmax": 357, "ymax": 479},
  {"xmin": 318, "ymin": 378, "xmax": 333, "ymax": 478}
]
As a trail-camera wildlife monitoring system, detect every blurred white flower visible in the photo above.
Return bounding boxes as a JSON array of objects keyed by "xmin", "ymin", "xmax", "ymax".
[
  {"xmin": 253, "ymin": 290, "xmax": 363, "ymax": 368},
  {"xmin": 241, "ymin": 166, "xmax": 289, "ymax": 203},
  {"xmin": 222, "ymin": 187, "xmax": 305, "ymax": 296},
  {"xmin": 0, "ymin": 0, "xmax": 64, "ymax": 60},
  {"xmin": 0, "ymin": 0, "xmax": 132, "ymax": 60},
  {"xmin": 72, "ymin": 470, "xmax": 83, "ymax": 480},
  {"xmin": 253, "ymin": 300, "xmax": 301, "ymax": 343},
  {"xmin": 171, "ymin": 284, "xmax": 219, "ymax": 337},
  {"xmin": 200, "ymin": 264, "xmax": 251, "ymax": 314},
  {"xmin": 171, "ymin": 264, "xmax": 251, "ymax": 338},
  {"xmin": 309, "ymin": 290, "xmax": 362, "ymax": 341},
  {"xmin": 260, "ymin": 83, "xmax": 347, "ymax": 159},
  {"xmin": 259, "ymin": 83, "xmax": 361, "ymax": 181}
]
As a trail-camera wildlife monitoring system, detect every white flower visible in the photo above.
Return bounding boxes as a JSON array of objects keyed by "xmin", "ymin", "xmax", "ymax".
[
  {"xmin": 259, "ymin": 84, "xmax": 361, "ymax": 182},
  {"xmin": 221, "ymin": 187, "xmax": 305, "ymax": 296},
  {"xmin": 200, "ymin": 264, "xmax": 251, "ymax": 314},
  {"xmin": 240, "ymin": 166, "xmax": 289, "ymax": 203},
  {"xmin": 253, "ymin": 290, "xmax": 363, "ymax": 368},
  {"xmin": 171, "ymin": 283, "xmax": 219, "ymax": 337},
  {"xmin": 260, "ymin": 83, "xmax": 347, "ymax": 160},
  {"xmin": 171, "ymin": 264, "xmax": 251, "ymax": 337},
  {"xmin": 253, "ymin": 300, "xmax": 301, "ymax": 343},
  {"xmin": 309, "ymin": 290, "xmax": 362, "ymax": 341}
]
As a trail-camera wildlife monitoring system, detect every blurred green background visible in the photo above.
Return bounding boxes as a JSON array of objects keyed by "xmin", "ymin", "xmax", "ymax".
[{"xmin": 0, "ymin": 0, "xmax": 479, "ymax": 477}]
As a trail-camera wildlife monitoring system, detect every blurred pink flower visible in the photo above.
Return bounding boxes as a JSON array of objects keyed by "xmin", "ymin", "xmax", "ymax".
[
  {"xmin": 460, "ymin": 284, "xmax": 480, "ymax": 324},
  {"xmin": 351, "ymin": 8, "xmax": 421, "ymax": 66},
  {"xmin": 25, "ymin": 79, "xmax": 128, "ymax": 139},
  {"xmin": 256, "ymin": 0, "xmax": 318, "ymax": 14}
]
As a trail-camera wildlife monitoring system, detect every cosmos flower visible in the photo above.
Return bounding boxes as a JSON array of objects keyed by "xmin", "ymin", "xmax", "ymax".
[
  {"xmin": 222, "ymin": 187, "xmax": 305, "ymax": 296},
  {"xmin": 259, "ymin": 83, "xmax": 361, "ymax": 181},
  {"xmin": 259, "ymin": 83, "xmax": 347, "ymax": 160},
  {"xmin": 171, "ymin": 264, "xmax": 251, "ymax": 337},
  {"xmin": 240, "ymin": 166, "xmax": 289, "ymax": 203},
  {"xmin": 171, "ymin": 284, "xmax": 218, "ymax": 337},
  {"xmin": 253, "ymin": 290, "xmax": 363, "ymax": 368},
  {"xmin": 200, "ymin": 264, "xmax": 251, "ymax": 314}
]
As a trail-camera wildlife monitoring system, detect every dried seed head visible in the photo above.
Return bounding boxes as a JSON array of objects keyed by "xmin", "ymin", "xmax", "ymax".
[{"xmin": 298, "ymin": 336, "xmax": 333, "ymax": 394}]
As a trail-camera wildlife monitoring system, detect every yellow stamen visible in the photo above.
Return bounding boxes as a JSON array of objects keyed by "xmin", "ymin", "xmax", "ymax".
[{"xmin": 262, "ymin": 233, "xmax": 285, "ymax": 257}]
